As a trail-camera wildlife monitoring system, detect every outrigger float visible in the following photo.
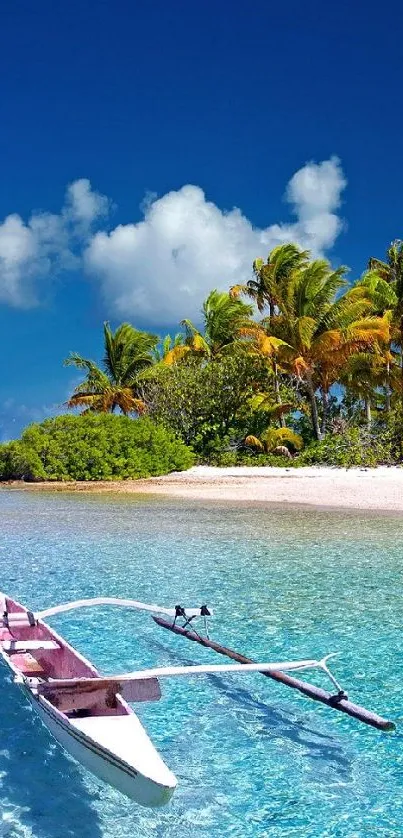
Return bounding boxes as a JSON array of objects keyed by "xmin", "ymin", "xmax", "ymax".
[{"xmin": 0, "ymin": 593, "xmax": 395, "ymax": 807}]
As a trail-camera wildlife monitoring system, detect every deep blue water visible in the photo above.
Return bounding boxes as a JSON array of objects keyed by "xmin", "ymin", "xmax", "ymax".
[{"xmin": 0, "ymin": 490, "xmax": 402, "ymax": 837}]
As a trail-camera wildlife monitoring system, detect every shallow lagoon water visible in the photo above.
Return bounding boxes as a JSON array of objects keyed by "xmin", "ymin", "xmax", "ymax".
[{"xmin": 0, "ymin": 489, "xmax": 403, "ymax": 837}]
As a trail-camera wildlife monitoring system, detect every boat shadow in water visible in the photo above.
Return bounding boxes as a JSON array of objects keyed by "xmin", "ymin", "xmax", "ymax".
[
  {"xmin": 149, "ymin": 638, "xmax": 353, "ymax": 781},
  {"xmin": 210, "ymin": 676, "xmax": 352, "ymax": 778},
  {"xmin": 0, "ymin": 670, "xmax": 104, "ymax": 838}
]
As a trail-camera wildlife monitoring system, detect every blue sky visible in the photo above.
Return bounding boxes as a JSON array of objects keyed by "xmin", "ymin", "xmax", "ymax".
[{"xmin": 1, "ymin": 0, "xmax": 402, "ymax": 439}]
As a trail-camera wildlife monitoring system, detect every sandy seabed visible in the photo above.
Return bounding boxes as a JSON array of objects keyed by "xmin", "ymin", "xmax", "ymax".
[{"xmin": 3, "ymin": 466, "xmax": 403, "ymax": 512}]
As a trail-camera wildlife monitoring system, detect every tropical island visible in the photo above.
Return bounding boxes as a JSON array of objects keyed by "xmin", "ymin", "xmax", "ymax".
[{"xmin": 2, "ymin": 240, "xmax": 403, "ymax": 509}]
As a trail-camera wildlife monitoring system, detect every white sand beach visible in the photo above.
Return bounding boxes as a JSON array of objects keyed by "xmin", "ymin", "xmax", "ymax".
[
  {"xmin": 5, "ymin": 466, "xmax": 403, "ymax": 512},
  {"xmin": 134, "ymin": 465, "xmax": 403, "ymax": 510}
]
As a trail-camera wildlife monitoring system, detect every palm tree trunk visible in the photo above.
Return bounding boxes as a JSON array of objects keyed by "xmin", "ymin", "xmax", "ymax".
[
  {"xmin": 306, "ymin": 373, "xmax": 322, "ymax": 441},
  {"xmin": 365, "ymin": 399, "xmax": 372, "ymax": 428},
  {"xmin": 273, "ymin": 360, "xmax": 285, "ymax": 428},
  {"xmin": 385, "ymin": 357, "xmax": 391, "ymax": 413},
  {"xmin": 320, "ymin": 390, "xmax": 329, "ymax": 436}
]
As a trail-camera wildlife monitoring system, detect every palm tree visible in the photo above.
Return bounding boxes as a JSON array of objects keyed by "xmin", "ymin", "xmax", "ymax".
[
  {"xmin": 262, "ymin": 259, "xmax": 390, "ymax": 439},
  {"xmin": 352, "ymin": 273, "xmax": 398, "ymax": 412},
  {"xmin": 368, "ymin": 240, "xmax": 403, "ymax": 393},
  {"xmin": 235, "ymin": 324, "xmax": 292, "ymax": 426},
  {"xmin": 230, "ymin": 243, "xmax": 309, "ymax": 316},
  {"xmin": 165, "ymin": 290, "xmax": 254, "ymax": 363},
  {"xmin": 65, "ymin": 322, "xmax": 158, "ymax": 414},
  {"xmin": 229, "ymin": 244, "xmax": 310, "ymax": 427},
  {"xmin": 340, "ymin": 351, "xmax": 396, "ymax": 428}
]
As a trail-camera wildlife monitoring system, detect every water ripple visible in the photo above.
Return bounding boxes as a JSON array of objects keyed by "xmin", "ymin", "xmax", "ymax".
[{"xmin": 0, "ymin": 490, "xmax": 402, "ymax": 837}]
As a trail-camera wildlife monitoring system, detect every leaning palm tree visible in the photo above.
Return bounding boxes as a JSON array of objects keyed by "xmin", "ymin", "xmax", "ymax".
[
  {"xmin": 65, "ymin": 322, "xmax": 158, "ymax": 414},
  {"xmin": 230, "ymin": 242, "xmax": 309, "ymax": 316},
  {"xmin": 164, "ymin": 290, "xmax": 254, "ymax": 363}
]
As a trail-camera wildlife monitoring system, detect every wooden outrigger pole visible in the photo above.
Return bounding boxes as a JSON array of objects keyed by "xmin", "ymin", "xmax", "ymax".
[{"xmin": 153, "ymin": 616, "xmax": 395, "ymax": 732}]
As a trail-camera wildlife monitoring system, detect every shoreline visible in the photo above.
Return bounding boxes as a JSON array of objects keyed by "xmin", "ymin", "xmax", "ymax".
[{"xmin": 2, "ymin": 465, "xmax": 403, "ymax": 512}]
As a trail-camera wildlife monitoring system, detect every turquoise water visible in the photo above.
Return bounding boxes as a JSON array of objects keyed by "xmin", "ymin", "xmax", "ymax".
[{"xmin": 0, "ymin": 490, "xmax": 403, "ymax": 837}]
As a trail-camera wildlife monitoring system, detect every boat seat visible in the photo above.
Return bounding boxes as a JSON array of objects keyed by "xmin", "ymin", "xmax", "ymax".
[
  {"xmin": 10, "ymin": 652, "xmax": 46, "ymax": 675},
  {"xmin": 1, "ymin": 640, "xmax": 60, "ymax": 652}
]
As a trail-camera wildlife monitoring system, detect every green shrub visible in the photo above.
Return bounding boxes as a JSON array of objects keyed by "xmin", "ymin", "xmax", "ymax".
[
  {"xmin": 208, "ymin": 426, "xmax": 397, "ymax": 468},
  {"xmin": 0, "ymin": 441, "xmax": 47, "ymax": 482},
  {"xmin": 382, "ymin": 408, "xmax": 403, "ymax": 462},
  {"xmin": 298, "ymin": 428, "xmax": 394, "ymax": 467},
  {"xmin": 0, "ymin": 414, "xmax": 194, "ymax": 481},
  {"xmin": 206, "ymin": 451, "xmax": 239, "ymax": 467},
  {"xmin": 206, "ymin": 451, "xmax": 301, "ymax": 467}
]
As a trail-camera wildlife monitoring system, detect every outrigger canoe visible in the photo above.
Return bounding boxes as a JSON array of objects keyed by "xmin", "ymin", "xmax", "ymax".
[{"xmin": 0, "ymin": 593, "xmax": 395, "ymax": 807}]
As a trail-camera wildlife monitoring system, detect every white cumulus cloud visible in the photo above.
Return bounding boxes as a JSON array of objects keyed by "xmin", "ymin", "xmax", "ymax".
[
  {"xmin": 85, "ymin": 156, "xmax": 346, "ymax": 325},
  {"xmin": 0, "ymin": 180, "xmax": 109, "ymax": 307},
  {"xmin": 0, "ymin": 158, "xmax": 346, "ymax": 317},
  {"xmin": 0, "ymin": 214, "xmax": 41, "ymax": 306},
  {"xmin": 64, "ymin": 178, "xmax": 110, "ymax": 229}
]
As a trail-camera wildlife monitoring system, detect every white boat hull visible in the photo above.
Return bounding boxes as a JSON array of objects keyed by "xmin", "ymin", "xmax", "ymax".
[{"xmin": 25, "ymin": 687, "xmax": 176, "ymax": 807}]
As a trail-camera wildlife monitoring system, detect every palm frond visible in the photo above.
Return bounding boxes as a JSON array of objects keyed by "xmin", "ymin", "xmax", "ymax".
[
  {"xmin": 162, "ymin": 345, "xmax": 193, "ymax": 365},
  {"xmin": 296, "ymin": 316, "xmax": 316, "ymax": 349},
  {"xmin": 357, "ymin": 271, "xmax": 398, "ymax": 312},
  {"xmin": 249, "ymin": 392, "xmax": 294, "ymax": 415},
  {"xmin": 63, "ymin": 353, "xmax": 102, "ymax": 375},
  {"xmin": 229, "ymin": 283, "xmax": 249, "ymax": 299},
  {"xmin": 260, "ymin": 427, "xmax": 303, "ymax": 452},
  {"xmin": 181, "ymin": 318, "xmax": 200, "ymax": 339},
  {"xmin": 244, "ymin": 435, "xmax": 265, "ymax": 451}
]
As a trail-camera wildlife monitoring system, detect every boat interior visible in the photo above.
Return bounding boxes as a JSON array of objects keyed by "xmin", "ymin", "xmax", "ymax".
[{"xmin": 0, "ymin": 597, "xmax": 128, "ymax": 719}]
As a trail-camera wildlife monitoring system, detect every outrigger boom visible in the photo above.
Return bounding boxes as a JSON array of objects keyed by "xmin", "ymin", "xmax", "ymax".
[{"xmin": 37, "ymin": 653, "xmax": 344, "ymax": 696}]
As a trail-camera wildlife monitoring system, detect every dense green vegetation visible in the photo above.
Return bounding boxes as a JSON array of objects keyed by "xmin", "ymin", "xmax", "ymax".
[
  {"xmin": 3, "ymin": 239, "xmax": 403, "ymax": 478},
  {"xmin": 0, "ymin": 415, "xmax": 194, "ymax": 481},
  {"xmin": 140, "ymin": 352, "xmax": 270, "ymax": 457},
  {"xmin": 141, "ymin": 240, "xmax": 403, "ymax": 468}
]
